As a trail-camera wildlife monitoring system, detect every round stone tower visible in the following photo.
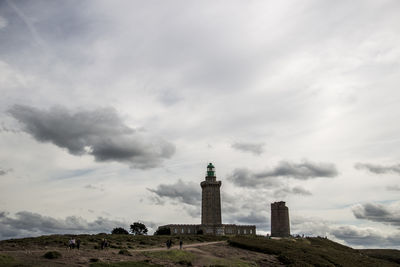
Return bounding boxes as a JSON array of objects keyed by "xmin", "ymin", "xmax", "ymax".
[
  {"xmin": 271, "ymin": 201, "xmax": 290, "ymax": 237},
  {"xmin": 201, "ymin": 163, "xmax": 222, "ymax": 226}
]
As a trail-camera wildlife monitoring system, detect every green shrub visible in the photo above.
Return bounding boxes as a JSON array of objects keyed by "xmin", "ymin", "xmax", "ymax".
[
  {"xmin": 178, "ymin": 259, "xmax": 192, "ymax": 266},
  {"xmin": 43, "ymin": 251, "xmax": 62, "ymax": 259},
  {"xmin": 112, "ymin": 227, "xmax": 129, "ymax": 235}
]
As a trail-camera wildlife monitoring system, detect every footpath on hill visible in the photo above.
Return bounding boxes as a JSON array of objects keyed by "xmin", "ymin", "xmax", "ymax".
[{"xmin": 133, "ymin": 240, "xmax": 225, "ymax": 252}]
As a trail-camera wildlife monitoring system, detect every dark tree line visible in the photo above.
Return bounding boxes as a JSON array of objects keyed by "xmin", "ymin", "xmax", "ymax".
[{"xmin": 111, "ymin": 222, "xmax": 148, "ymax": 235}]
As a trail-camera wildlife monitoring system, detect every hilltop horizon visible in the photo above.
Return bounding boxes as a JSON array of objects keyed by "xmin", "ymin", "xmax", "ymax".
[{"xmin": 1, "ymin": 0, "xmax": 399, "ymax": 250}]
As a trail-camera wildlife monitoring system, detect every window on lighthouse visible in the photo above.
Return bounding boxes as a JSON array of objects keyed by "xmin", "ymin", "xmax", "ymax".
[{"xmin": 207, "ymin": 163, "xmax": 215, "ymax": 176}]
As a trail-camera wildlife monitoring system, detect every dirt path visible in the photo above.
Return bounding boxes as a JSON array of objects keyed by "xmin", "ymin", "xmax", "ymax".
[
  {"xmin": 0, "ymin": 241, "xmax": 226, "ymax": 254},
  {"xmin": 133, "ymin": 240, "xmax": 226, "ymax": 252}
]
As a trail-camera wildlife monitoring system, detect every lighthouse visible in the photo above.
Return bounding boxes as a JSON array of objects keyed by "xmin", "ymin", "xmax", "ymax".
[{"xmin": 201, "ymin": 163, "xmax": 222, "ymax": 226}]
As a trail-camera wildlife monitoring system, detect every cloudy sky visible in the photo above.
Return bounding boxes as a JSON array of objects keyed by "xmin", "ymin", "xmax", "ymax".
[{"xmin": 1, "ymin": 0, "xmax": 400, "ymax": 248}]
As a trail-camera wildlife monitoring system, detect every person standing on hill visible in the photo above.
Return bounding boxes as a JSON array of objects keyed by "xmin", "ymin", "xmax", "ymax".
[
  {"xmin": 68, "ymin": 238, "xmax": 74, "ymax": 249},
  {"xmin": 76, "ymin": 239, "xmax": 81, "ymax": 250}
]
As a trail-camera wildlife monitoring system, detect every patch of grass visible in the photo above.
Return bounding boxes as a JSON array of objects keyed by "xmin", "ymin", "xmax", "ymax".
[
  {"xmin": 141, "ymin": 249, "xmax": 195, "ymax": 264},
  {"xmin": 228, "ymin": 236, "xmax": 399, "ymax": 267},
  {"xmin": 43, "ymin": 250, "xmax": 62, "ymax": 259},
  {"xmin": 0, "ymin": 254, "xmax": 20, "ymax": 267},
  {"xmin": 0, "ymin": 233, "xmax": 228, "ymax": 251},
  {"xmin": 360, "ymin": 249, "xmax": 400, "ymax": 264},
  {"xmin": 90, "ymin": 261, "xmax": 161, "ymax": 267},
  {"xmin": 210, "ymin": 258, "xmax": 256, "ymax": 267}
]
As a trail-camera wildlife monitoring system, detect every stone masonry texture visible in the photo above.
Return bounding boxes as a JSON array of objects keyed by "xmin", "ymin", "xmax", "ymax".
[{"xmin": 271, "ymin": 201, "xmax": 290, "ymax": 237}]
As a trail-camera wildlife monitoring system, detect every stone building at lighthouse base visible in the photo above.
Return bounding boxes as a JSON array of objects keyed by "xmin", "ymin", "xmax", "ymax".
[
  {"xmin": 157, "ymin": 163, "xmax": 256, "ymax": 236},
  {"xmin": 159, "ymin": 224, "xmax": 255, "ymax": 236}
]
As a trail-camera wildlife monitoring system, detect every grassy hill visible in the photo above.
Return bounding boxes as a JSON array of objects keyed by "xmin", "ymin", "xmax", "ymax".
[
  {"xmin": 0, "ymin": 234, "xmax": 399, "ymax": 266},
  {"xmin": 229, "ymin": 236, "xmax": 400, "ymax": 267}
]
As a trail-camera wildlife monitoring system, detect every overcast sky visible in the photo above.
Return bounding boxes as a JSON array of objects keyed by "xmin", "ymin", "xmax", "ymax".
[{"xmin": 1, "ymin": 0, "xmax": 400, "ymax": 248}]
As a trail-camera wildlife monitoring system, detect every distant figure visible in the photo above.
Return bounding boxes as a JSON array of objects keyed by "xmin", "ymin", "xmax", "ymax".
[
  {"xmin": 68, "ymin": 238, "xmax": 76, "ymax": 249},
  {"xmin": 179, "ymin": 240, "xmax": 183, "ymax": 249},
  {"xmin": 101, "ymin": 238, "xmax": 107, "ymax": 250},
  {"xmin": 76, "ymin": 239, "xmax": 81, "ymax": 250},
  {"xmin": 166, "ymin": 239, "xmax": 172, "ymax": 249}
]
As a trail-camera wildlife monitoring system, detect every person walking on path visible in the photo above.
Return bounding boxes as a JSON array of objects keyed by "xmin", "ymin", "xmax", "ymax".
[
  {"xmin": 76, "ymin": 239, "xmax": 81, "ymax": 250},
  {"xmin": 179, "ymin": 240, "xmax": 183, "ymax": 249},
  {"xmin": 101, "ymin": 238, "xmax": 107, "ymax": 250}
]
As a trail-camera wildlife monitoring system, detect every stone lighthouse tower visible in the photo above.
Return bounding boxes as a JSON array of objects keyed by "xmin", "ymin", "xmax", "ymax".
[
  {"xmin": 201, "ymin": 163, "xmax": 222, "ymax": 226},
  {"xmin": 271, "ymin": 201, "xmax": 290, "ymax": 237}
]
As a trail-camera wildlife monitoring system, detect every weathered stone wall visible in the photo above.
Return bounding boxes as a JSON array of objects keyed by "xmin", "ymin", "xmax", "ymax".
[
  {"xmin": 164, "ymin": 224, "xmax": 200, "ymax": 235},
  {"xmin": 224, "ymin": 224, "xmax": 256, "ymax": 235},
  {"xmin": 158, "ymin": 224, "xmax": 256, "ymax": 236},
  {"xmin": 271, "ymin": 201, "xmax": 290, "ymax": 237}
]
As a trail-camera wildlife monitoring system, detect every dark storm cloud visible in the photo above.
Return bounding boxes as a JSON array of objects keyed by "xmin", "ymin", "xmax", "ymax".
[
  {"xmin": 8, "ymin": 105, "xmax": 175, "ymax": 169},
  {"xmin": 273, "ymin": 186, "xmax": 312, "ymax": 198},
  {"xmin": 0, "ymin": 211, "xmax": 127, "ymax": 240},
  {"xmin": 148, "ymin": 179, "xmax": 201, "ymax": 206},
  {"xmin": 231, "ymin": 142, "xmax": 265, "ymax": 155},
  {"xmin": 235, "ymin": 211, "xmax": 267, "ymax": 224},
  {"xmin": 228, "ymin": 168, "xmax": 282, "ymax": 188},
  {"xmin": 354, "ymin": 163, "xmax": 400, "ymax": 175},
  {"xmin": 352, "ymin": 203, "xmax": 400, "ymax": 226},
  {"xmin": 228, "ymin": 160, "xmax": 337, "ymax": 188}
]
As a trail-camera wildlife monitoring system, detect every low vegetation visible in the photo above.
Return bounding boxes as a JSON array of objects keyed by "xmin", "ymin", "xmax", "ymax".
[
  {"xmin": 118, "ymin": 248, "xmax": 132, "ymax": 256},
  {"xmin": 141, "ymin": 249, "xmax": 196, "ymax": 265},
  {"xmin": 43, "ymin": 250, "xmax": 62, "ymax": 259},
  {"xmin": 228, "ymin": 236, "xmax": 399, "ymax": 266},
  {"xmin": 111, "ymin": 227, "xmax": 129, "ymax": 235},
  {"xmin": 0, "ymin": 233, "xmax": 227, "ymax": 251},
  {"xmin": 0, "ymin": 254, "xmax": 20, "ymax": 267},
  {"xmin": 1, "ymin": 234, "xmax": 399, "ymax": 266},
  {"xmin": 90, "ymin": 261, "xmax": 162, "ymax": 267},
  {"xmin": 360, "ymin": 249, "xmax": 400, "ymax": 265}
]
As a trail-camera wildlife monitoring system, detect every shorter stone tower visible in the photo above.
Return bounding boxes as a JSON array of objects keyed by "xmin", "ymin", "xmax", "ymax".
[{"xmin": 271, "ymin": 201, "xmax": 290, "ymax": 237}]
